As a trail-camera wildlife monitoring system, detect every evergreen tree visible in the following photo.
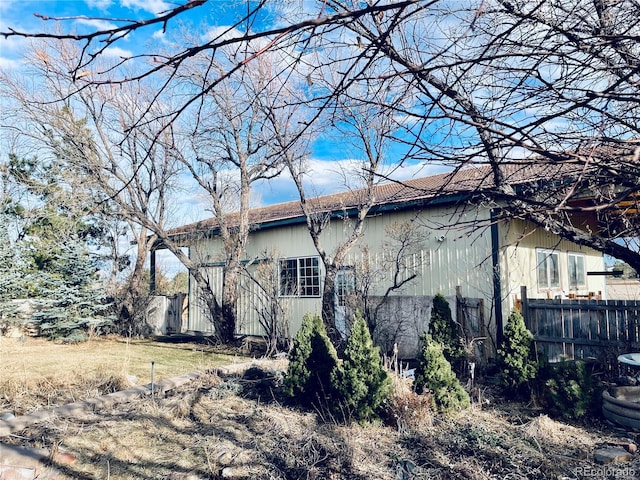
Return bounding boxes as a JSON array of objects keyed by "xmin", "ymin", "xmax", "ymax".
[
  {"xmin": 414, "ymin": 334, "xmax": 470, "ymax": 414},
  {"xmin": 3, "ymin": 154, "xmax": 115, "ymax": 340},
  {"xmin": 429, "ymin": 293, "xmax": 465, "ymax": 371},
  {"xmin": 0, "ymin": 169, "xmax": 27, "ymax": 327},
  {"xmin": 29, "ymin": 238, "xmax": 114, "ymax": 341},
  {"xmin": 0, "ymin": 213, "xmax": 23, "ymax": 327},
  {"xmin": 284, "ymin": 314, "xmax": 340, "ymax": 409},
  {"xmin": 333, "ymin": 311, "xmax": 392, "ymax": 422},
  {"xmin": 497, "ymin": 309, "xmax": 538, "ymax": 397}
]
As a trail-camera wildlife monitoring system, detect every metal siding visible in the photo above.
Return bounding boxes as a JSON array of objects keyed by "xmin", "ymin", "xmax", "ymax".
[
  {"xmin": 185, "ymin": 205, "xmax": 499, "ymax": 339},
  {"xmin": 187, "ymin": 265, "xmax": 223, "ymax": 333},
  {"xmin": 500, "ymin": 219, "xmax": 606, "ymax": 309}
]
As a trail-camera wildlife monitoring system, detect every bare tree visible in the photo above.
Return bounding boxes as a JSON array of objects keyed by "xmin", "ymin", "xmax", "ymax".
[
  {"xmin": 326, "ymin": 0, "xmax": 640, "ymax": 267},
  {"xmin": 270, "ymin": 73, "xmax": 406, "ymax": 343},
  {"xmin": 4, "ymin": 0, "xmax": 640, "ymax": 311},
  {"xmin": 167, "ymin": 36, "xmax": 307, "ymax": 342},
  {"xmin": 0, "ymin": 40, "xmax": 184, "ymax": 332},
  {"xmin": 346, "ymin": 219, "xmax": 426, "ymax": 350},
  {"xmin": 241, "ymin": 250, "xmax": 291, "ymax": 356}
]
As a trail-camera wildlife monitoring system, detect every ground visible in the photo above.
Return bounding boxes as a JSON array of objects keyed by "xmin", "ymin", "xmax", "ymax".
[{"xmin": 1, "ymin": 337, "xmax": 639, "ymax": 479}]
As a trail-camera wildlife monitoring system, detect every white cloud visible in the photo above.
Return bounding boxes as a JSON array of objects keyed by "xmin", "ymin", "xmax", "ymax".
[
  {"xmin": 85, "ymin": 0, "xmax": 113, "ymax": 10},
  {"xmin": 120, "ymin": 0, "xmax": 171, "ymax": 15},
  {"xmin": 0, "ymin": 56, "xmax": 22, "ymax": 70},
  {"xmin": 102, "ymin": 46, "xmax": 133, "ymax": 58},
  {"xmin": 201, "ymin": 26, "xmax": 243, "ymax": 43},
  {"xmin": 76, "ymin": 18, "xmax": 118, "ymax": 31}
]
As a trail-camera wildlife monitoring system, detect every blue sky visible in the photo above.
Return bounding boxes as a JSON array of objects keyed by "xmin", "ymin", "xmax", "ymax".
[
  {"xmin": 0, "ymin": 0, "xmax": 436, "ymax": 274},
  {"xmin": 0, "ymin": 0, "xmax": 429, "ymax": 197}
]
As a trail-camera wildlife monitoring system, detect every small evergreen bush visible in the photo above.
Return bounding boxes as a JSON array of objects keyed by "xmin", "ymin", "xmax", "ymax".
[
  {"xmin": 413, "ymin": 333, "xmax": 470, "ymax": 413},
  {"xmin": 284, "ymin": 314, "xmax": 339, "ymax": 410},
  {"xmin": 496, "ymin": 309, "xmax": 537, "ymax": 398},
  {"xmin": 333, "ymin": 311, "xmax": 392, "ymax": 422},
  {"xmin": 537, "ymin": 359, "xmax": 598, "ymax": 420},
  {"xmin": 429, "ymin": 293, "xmax": 465, "ymax": 372}
]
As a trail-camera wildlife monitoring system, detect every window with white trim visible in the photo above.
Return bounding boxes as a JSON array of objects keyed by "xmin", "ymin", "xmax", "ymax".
[
  {"xmin": 568, "ymin": 252, "xmax": 586, "ymax": 289},
  {"xmin": 335, "ymin": 267, "xmax": 355, "ymax": 306},
  {"xmin": 536, "ymin": 249, "xmax": 560, "ymax": 290},
  {"xmin": 279, "ymin": 257, "xmax": 321, "ymax": 297}
]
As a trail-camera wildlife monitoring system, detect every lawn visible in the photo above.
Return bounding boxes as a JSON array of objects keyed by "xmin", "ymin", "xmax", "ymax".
[{"xmin": 0, "ymin": 335, "xmax": 248, "ymax": 415}]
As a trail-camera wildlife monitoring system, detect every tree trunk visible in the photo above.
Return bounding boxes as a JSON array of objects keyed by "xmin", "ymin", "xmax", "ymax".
[
  {"xmin": 219, "ymin": 265, "xmax": 239, "ymax": 343},
  {"xmin": 322, "ymin": 265, "xmax": 341, "ymax": 346}
]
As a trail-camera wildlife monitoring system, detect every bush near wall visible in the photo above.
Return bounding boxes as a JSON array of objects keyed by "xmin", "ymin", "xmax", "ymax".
[
  {"xmin": 497, "ymin": 309, "xmax": 538, "ymax": 398},
  {"xmin": 284, "ymin": 312, "xmax": 392, "ymax": 423},
  {"xmin": 284, "ymin": 314, "xmax": 339, "ymax": 411},
  {"xmin": 413, "ymin": 333, "xmax": 470, "ymax": 414}
]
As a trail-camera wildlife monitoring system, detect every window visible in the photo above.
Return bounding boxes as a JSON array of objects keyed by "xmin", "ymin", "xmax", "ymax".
[
  {"xmin": 537, "ymin": 249, "xmax": 560, "ymax": 290},
  {"xmin": 279, "ymin": 257, "xmax": 321, "ymax": 297},
  {"xmin": 335, "ymin": 267, "xmax": 355, "ymax": 307},
  {"xmin": 568, "ymin": 252, "xmax": 586, "ymax": 289}
]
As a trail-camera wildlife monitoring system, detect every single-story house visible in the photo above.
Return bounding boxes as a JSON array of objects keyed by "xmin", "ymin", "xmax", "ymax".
[{"xmin": 158, "ymin": 164, "xmax": 607, "ymax": 357}]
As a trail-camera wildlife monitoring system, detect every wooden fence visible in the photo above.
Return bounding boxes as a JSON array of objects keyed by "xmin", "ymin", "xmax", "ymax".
[{"xmin": 519, "ymin": 286, "xmax": 640, "ymax": 363}]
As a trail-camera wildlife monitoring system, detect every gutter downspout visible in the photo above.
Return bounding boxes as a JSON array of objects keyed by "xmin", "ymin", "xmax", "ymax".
[
  {"xmin": 490, "ymin": 209, "xmax": 503, "ymax": 349},
  {"xmin": 150, "ymin": 248, "xmax": 157, "ymax": 294}
]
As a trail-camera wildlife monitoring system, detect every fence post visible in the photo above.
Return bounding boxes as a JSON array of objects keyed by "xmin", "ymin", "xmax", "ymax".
[{"xmin": 520, "ymin": 286, "xmax": 529, "ymax": 325}]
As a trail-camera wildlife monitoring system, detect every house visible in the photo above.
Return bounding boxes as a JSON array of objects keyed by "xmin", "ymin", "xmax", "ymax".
[{"xmin": 158, "ymin": 164, "xmax": 607, "ymax": 357}]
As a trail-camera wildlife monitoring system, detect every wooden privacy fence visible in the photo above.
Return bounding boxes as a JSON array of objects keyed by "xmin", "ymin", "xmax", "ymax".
[{"xmin": 519, "ymin": 286, "xmax": 640, "ymax": 363}]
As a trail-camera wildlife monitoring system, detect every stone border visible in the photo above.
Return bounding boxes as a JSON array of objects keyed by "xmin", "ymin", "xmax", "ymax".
[{"xmin": 0, "ymin": 360, "xmax": 278, "ymax": 438}]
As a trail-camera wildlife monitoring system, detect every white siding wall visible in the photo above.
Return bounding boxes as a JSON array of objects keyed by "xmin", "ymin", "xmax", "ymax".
[
  {"xmin": 186, "ymin": 205, "xmax": 497, "ymax": 336},
  {"xmin": 499, "ymin": 219, "xmax": 606, "ymax": 314},
  {"xmin": 184, "ymin": 209, "xmax": 607, "ymax": 344}
]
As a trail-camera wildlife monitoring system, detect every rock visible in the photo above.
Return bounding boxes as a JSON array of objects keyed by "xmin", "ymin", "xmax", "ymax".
[
  {"xmin": 0, "ymin": 412, "xmax": 15, "ymax": 420},
  {"xmin": 605, "ymin": 438, "xmax": 638, "ymax": 454},
  {"xmin": 216, "ymin": 449, "xmax": 234, "ymax": 466},
  {"xmin": 54, "ymin": 451, "xmax": 77, "ymax": 465},
  {"xmin": 221, "ymin": 466, "xmax": 246, "ymax": 478},
  {"xmin": 594, "ymin": 447, "xmax": 633, "ymax": 464}
]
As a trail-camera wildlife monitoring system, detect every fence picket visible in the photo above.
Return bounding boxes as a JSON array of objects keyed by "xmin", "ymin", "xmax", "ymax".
[{"xmin": 520, "ymin": 287, "xmax": 640, "ymax": 362}]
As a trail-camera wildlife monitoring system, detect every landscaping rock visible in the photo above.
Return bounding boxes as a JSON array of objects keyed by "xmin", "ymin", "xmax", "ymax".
[
  {"xmin": 593, "ymin": 446, "xmax": 633, "ymax": 464},
  {"xmin": 0, "ymin": 444, "xmax": 65, "ymax": 480},
  {"xmin": 221, "ymin": 466, "xmax": 247, "ymax": 478},
  {"xmin": 605, "ymin": 438, "xmax": 638, "ymax": 454}
]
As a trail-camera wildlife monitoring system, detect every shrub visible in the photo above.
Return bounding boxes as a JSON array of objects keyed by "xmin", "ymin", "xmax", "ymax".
[
  {"xmin": 497, "ymin": 309, "xmax": 537, "ymax": 398},
  {"xmin": 537, "ymin": 359, "xmax": 599, "ymax": 420},
  {"xmin": 429, "ymin": 293, "xmax": 465, "ymax": 372},
  {"xmin": 284, "ymin": 314, "xmax": 339, "ymax": 410},
  {"xmin": 413, "ymin": 334, "xmax": 470, "ymax": 413},
  {"xmin": 333, "ymin": 311, "xmax": 392, "ymax": 422}
]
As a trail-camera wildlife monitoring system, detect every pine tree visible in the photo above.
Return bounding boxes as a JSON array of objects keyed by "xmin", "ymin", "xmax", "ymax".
[
  {"xmin": 497, "ymin": 309, "xmax": 538, "ymax": 397},
  {"xmin": 284, "ymin": 314, "xmax": 340, "ymax": 409},
  {"xmin": 0, "ymin": 213, "xmax": 23, "ymax": 327},
  {"xmin": 29, "ymin": 239, "xmax": 114, "ymax": 342},
  {"xmin": 414, "ymin": 334, "xmax": 470, "ymax": 413},
  {"xmin": 333, "ymin": 311, "xmax": 392, "ymax": 422},
  {"xmin": 3, "ymin": 154, "xmax": 115, "ymax": 341},
  {"xmin": 429, "ymin": 293, "xmax": 465, "ymax": 371}
]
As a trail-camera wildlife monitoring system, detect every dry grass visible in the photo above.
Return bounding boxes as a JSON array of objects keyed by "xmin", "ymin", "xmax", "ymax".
[
  {"xmin": 0, "ymin": 335, "xmax": 246, "ymax": 415},
  {"xmin": 5, "ymin": 372, "xmax": 639, "ymax": 479},
  {"xmin": 2, "ymin": 339, "xmax": 640, "ymax": 479}
]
